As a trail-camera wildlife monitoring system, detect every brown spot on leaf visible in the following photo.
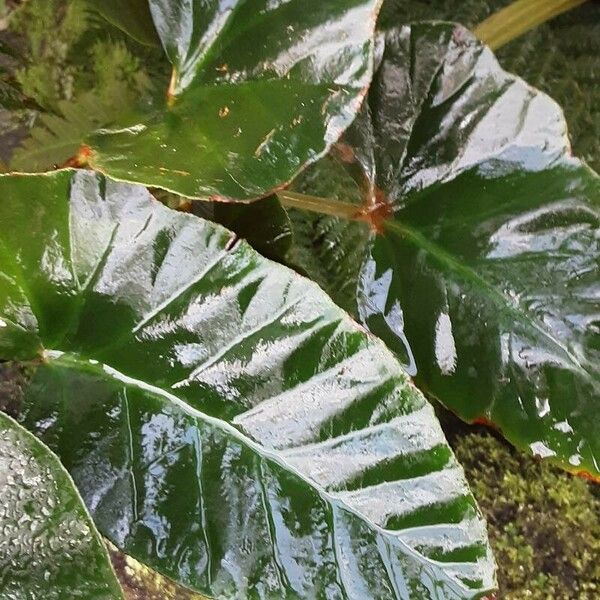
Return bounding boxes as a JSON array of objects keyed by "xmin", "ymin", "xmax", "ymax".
[
  {"xmin": 62, "ymin": 144, "xmax": 93, "ymax": 169},
  {"xmin": 333, "ymin": 142, "xmax": 356, "ymax": 164},
  {"xmin": 471, "ymin": 416, "xmax": 498, "ymax": 430},
  {"xmin": 107, "ymin": 542, "xmax": 208, "ymax": 600}
]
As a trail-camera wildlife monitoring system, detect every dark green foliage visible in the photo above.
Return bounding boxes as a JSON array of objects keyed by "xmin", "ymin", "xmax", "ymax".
[
  {"xmin": 0, "ymin": 2, "xmax": 599, "ymax": 598},
  {"xmin": 0, "ymin": 169, "xmax": 496, "ymax": 598},
  {"xmin": 287, "ymin": 210, "xmax": 368, "ymax": 314},
  {"xmin": 89, "ymin": 0, "xmax": 160, "ymax": 47},
  {"xmin": 285, "ymin": 155, "xmax": 370, "ymax": 314},
  {"xmin": 454, "ymin": 431, "xmax": 600, "ymax": 599},
  {"xmin": 0, "ymin": 361, "xmax": 27, "ymax": 417}
]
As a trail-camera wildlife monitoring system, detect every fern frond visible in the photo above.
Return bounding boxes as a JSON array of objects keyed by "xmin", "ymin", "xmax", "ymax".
[{"xmin": 285, "ymin": 155, "xmax": 370, "ymax": 314}]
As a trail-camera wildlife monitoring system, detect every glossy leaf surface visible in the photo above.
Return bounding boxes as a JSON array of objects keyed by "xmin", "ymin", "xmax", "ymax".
[
  {"xmin": 0, "ymin": 411, "xmax": 124, "ymax": 599},
  {"xmin": 78, "ymin": 0, "xmax": 382, "ymax": 200},
  {"xmin": 379, "ymin": 0, "xmax": 600, "ymax": 172},
  {"xmin": 0, "ymin": 169, "xmax": 495, "ymax": 598},
  {"xmin": 297, "ymin": 23, "xmax": 600, "ymax": 477}
]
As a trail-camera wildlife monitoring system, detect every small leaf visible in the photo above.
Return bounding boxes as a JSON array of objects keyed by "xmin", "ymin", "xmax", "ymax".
[
  {"xmin": 79, "ymin": 0, "xmax": 382, "ymax": 200},
  {"xmin": 0, "ymin": 169, "xmax": 495, "ymax": 599},
  {"xmin": 0, "ymin": 411, "xmax": 124, "ymax": 599},
  {"xmin": 293, "ymin": 22, "xmax": 600, "ymax": 478}
]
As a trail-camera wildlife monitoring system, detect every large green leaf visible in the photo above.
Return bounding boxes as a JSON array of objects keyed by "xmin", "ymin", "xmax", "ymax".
[
  {"xmin": 70, "ymin": 0, "xmax": 384, "ymax": 200},
  {"xmin": 288, "ymin": 22, "xmax": 600, "ymax": 478},
  {"xmin": 0, "ymin": 169, "xmax": 495, "ymax": 598},
  {"xmin": 380, "ymin": 0, "xmax": 600, "ymax": 172},
  {"xmin": 0, "ymin": 411, "xmax": 124, "ymax": 598}
]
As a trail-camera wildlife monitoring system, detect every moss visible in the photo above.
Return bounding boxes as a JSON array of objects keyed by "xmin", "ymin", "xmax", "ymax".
[{"xmin": 453, "ymin": 430, "xmax": 600, "ymax": 599}]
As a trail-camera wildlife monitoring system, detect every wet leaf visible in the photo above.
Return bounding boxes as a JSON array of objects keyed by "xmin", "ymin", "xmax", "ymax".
[
  {"xmin": 75, "ymin": 0, "xmax": 383, "ymax": 200},
  {"xmin": 379, "ymin": 0, "xmax": 600, "ymax": 173},
  {"xmin": 0, "ymin": 411, "xmax": 124, "ymax": 599},
  {"xmin": 0, "ymin": 169, "xmax": 495, "ymax": 598},
  {"xmin": 294, "ymin": 22, "xmax": 600, "ymax": 477}
]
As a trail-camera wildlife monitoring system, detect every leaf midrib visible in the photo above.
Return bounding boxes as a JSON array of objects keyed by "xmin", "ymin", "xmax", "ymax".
[
  {"xmin": 43, "ymin": 349, "xmax": 478, "ymax": 595},
  {"xmin": 383, "ymin": 219, "xmax": 594, "ymax": 380}
]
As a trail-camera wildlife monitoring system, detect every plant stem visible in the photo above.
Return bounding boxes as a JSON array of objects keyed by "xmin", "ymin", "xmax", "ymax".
[
  {"xmin": 276, "ymin": 190, "xmax": 364, "ymax": 221},
  {"xmin": 474, "ymin": 0, "xmax": 588, "ymax": 50}
]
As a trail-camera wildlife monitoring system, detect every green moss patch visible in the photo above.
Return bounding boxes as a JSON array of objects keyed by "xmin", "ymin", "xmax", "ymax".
[{"xmin": 454, "ymin": 431, "xmax": 600, "ymax": 599}]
